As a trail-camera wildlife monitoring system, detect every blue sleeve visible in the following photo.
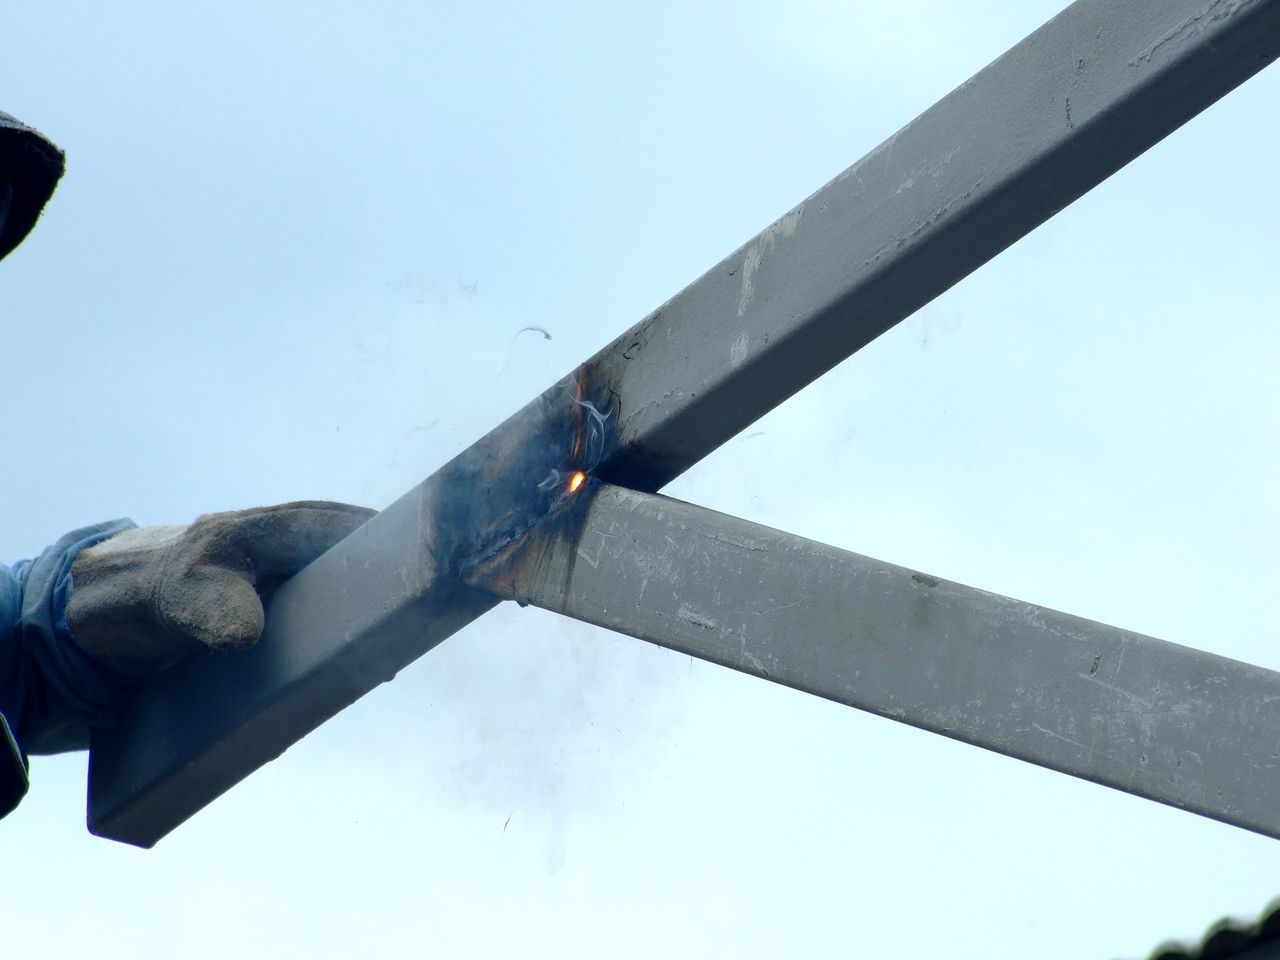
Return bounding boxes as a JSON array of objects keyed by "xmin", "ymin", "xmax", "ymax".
[{"xmin": 1, "ymin": 520, "xmax": 162, "ymax": 817}]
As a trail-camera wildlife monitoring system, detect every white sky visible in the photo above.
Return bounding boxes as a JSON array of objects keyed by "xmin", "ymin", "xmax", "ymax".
[{"xmin": 2, "ymin": 2, "xmax": 1279, "ymax": 957}]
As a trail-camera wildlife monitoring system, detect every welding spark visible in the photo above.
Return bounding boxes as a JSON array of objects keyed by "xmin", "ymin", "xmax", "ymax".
[{"xmin": 534, "ymin": 389, "xmax": 613, "ymax": 499}]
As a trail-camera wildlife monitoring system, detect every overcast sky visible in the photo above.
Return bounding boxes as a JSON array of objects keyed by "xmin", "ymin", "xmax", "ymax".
[{"xmin": 3, "ymin": 2, "xmax": 1279, "ymax": 957}]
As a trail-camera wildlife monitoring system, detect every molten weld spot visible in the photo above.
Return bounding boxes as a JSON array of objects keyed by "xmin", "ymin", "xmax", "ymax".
[{"xmin": 568, "ymin": 471, "xmax": 586, "ymax": 494}]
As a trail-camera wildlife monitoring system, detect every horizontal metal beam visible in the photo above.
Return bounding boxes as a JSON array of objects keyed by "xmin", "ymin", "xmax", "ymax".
[
  {"xmin": 472, "ymin": 482, "xmax": 1280, "ymax": 840},
  {"xmin": 88, "ymin": 0, "xmax": 1280, "ymax": 845}
]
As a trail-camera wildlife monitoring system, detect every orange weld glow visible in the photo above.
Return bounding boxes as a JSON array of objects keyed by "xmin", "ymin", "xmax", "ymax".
[{"xmin": 568, "ymin": 471, "xmax": 586, "ymax": 494}]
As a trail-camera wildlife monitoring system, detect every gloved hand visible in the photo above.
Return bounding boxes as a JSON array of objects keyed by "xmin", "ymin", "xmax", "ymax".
[{"xmin": 67, "ymin": 501, "xmax": 375, "ymax": 661}]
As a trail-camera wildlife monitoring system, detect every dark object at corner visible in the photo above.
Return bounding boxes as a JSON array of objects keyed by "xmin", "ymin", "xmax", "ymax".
[
  {"xmin": 0, "ymin": 714, "xmax": 29, "ymax": 819},
  {"xmin": 1147, "ymin": 899, "xmax": 1280, "ymax": 960},
  {"xmin": 0, "ymin": 112, "xmax": 65, "ymax": 262}
]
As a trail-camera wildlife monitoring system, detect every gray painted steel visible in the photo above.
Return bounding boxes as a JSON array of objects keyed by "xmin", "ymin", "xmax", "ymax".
[
  {"xmin": 87, "ymin": 491, "xmax": 499, "ymax": 846},
  {"xmin": 88, "ymin": 0, "xmax": 1280, "ymax": 845},
  {"xmin": 473, "ymin": 483, "xmax": 1280, "ymax": 840}
]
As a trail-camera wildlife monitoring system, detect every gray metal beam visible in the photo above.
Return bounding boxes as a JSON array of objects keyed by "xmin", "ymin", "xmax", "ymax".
[
  {"xmin": 471, "ymin": 482, "xmax": 1280, "ymax": 840},
  {"xmin": 88, "ymin": 0, "xmax": 1280, "ymax": 846}
]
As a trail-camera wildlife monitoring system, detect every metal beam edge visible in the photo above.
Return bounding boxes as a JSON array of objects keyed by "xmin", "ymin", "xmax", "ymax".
[{"xmin": 472, "ymin": 483, "xmax": 1280, "ymax": 839}]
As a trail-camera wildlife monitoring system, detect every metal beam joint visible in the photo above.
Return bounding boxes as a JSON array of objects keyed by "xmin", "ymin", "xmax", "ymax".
[{"xmin": 86, "ymin": 0, "xmax": 1280, "ymax": 846}]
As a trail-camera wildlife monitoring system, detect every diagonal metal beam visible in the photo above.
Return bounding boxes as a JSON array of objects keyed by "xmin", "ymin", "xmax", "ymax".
[
  {"xmin": 87, "ymin": 0, "xmax": 1280, "ymax": 846},
  {"xmin": 471, "ymin": 482, "xmax": 1280, "ymax": 840}
]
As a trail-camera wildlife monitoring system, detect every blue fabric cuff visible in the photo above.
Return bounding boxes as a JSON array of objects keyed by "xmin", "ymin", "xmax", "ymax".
[{"xmin": 3, "ymin": 520, "xmax": 165, "ymax": 756}]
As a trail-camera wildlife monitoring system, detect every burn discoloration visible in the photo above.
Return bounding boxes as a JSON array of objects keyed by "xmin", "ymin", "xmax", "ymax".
[
  {"xmin": 434, "ymin": 366, "xmax": 619, "ymax": 582},
  {"xmin": 464, "ymin": 485, "xmax": 593, "ymax": 604}
]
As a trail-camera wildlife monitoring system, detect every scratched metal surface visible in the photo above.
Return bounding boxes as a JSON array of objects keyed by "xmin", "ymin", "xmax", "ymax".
[
  {"xmin": 89, "ymin": 0, "xmax": 1280, "ymax": 846},
  {"xmin": 475, "ymin": 483, "xmax": 1280, "ymax": 841}
]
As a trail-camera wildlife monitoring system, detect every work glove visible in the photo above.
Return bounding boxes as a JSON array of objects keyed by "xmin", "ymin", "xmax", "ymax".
[
  {"xmin": 67, "ymin": 501, "xmax": 375, "ymax": 661},
  {"xmin": 0, "ymin": 111, "xmax": 64, "ymax": 262}
]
